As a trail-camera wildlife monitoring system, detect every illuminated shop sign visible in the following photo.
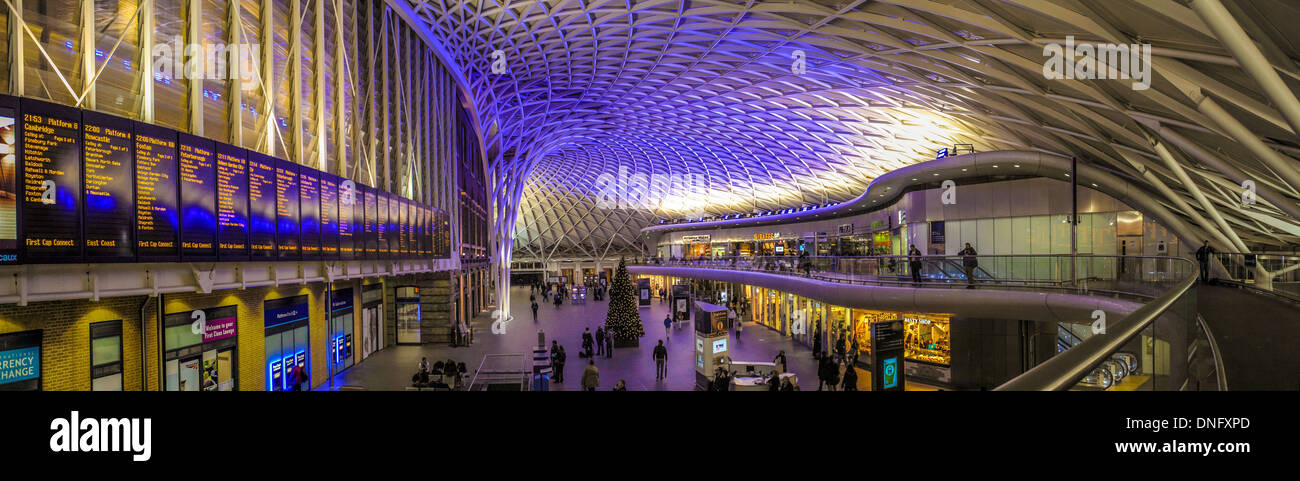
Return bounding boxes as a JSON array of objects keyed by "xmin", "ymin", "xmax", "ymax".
[
  {"xmin": 837, "ymin": 224, "xmax": 853, "ymax": 235},
  {"xmin": 0, "ymin": 346, "xmax": 39, "ymax": 385},
  {"xmin": 681, "ymin": 234, "xmax": 711, "ymax": 243},
  {"xmin": 753, "ymin": 233, "xmax": 781, "ymax": 240}
]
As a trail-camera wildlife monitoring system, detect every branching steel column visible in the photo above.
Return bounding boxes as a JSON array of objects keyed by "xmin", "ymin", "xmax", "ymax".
[
  {"xmin": 259, "ymin": 0, "xmax": 274, "ymax": 155},
  {"xmin": 78, "ymin": 0, "xmax": 94, "ymax": 109},
  {"xmin": 380, "ymin": 10, "xmax": 390, "ymax": 191},
  {"xmin": 333, "ymin": 0, "xmax": 345, "ymax": 176},
  {"xmin": 1149, "ymin": 134, "xmax": 1247, "ymax": 252},
  {"xmin": 136, "ymin": 0, "xmax": 152, "ymax": 122},
  {"xmin": 226, "ymin": 1, "xmax": 243, "ymax": 146},
  {"xmin": 186, "ymin": 0, "xmax": 202, "ymax": 135},
  {"xmin": 9, "ymin": 0, "xmax": 23, "ymax": 96},
  {"xmin": 1192, "ymin": 0, "xmax": 1300, "ymax": 141},
  {"xmin": 1193, "ymin": 90, "xmax": 1300, "ymax": 197},
  {"xmin": 288, "ymin": 0, "xmax": 303, "ymax": 163},
  {"xmin": 313, "ymin": 0, "xmax": 326, "ymax": 171}
]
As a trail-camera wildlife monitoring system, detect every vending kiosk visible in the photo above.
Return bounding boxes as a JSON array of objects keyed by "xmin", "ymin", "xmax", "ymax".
[
  {"xmin": 694, "ymin": 301, "xmax": 731, "ymax": 391},
  {"xmin": 671, "ymin": 284, "xmax": 692, "ymax": 322}
]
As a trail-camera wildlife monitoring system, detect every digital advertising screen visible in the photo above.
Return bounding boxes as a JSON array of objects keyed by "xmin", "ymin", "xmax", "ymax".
[
  {"xmin": 246, "ymin": 152, "xmax": 277, "ymax": 258},
  {"xmin": 298, "ymin": 166, "xmax": 319, "ymax": 259},
  {"xmin": 215, "ymin": 143, "xmax": 248, "ymax": 260},
  {"xmin": 389, "ymin": 193, "xmax": 402, "ymax": 257},
  {"xmin": 177, "ymin": 133, "xmax": 217, "ymax": 260},
  {"xmin": 133, "ymin": 121, "xmax": 179, "ymax": 261},
  {"xmin": 318, "ymin": 172, "xmax": 338, "ymax": 259},
  {"xmin": 20, "ymin": 98, "xmax": 82, "ymax": 263},
  {"xmin": 80, "ymin": 111, "xmax": 135, "ymax": 262},
  {"xmin": 375, "ymin": 188, "xmax": 388, "ymax": 257},
  {"xmin": 419, "ymin": 204, "xmax": 430, "ymax": 257},
  {"xmin": 274, "ymin": 159, "xmax": 299, "ymax": 259},
  {"xmin": 0, "ymin": 95, "xmax": 18, "ymax": 264},
  {"xmin": 362, "ymin": 185, "xmax": 376, "ymax": 259},
  {"xmin": 337, "ymin": 178, "xmax": 355, "ymax": 259}
]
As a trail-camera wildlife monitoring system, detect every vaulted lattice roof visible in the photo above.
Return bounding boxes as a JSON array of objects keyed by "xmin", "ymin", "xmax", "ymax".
[{"xmin": 405, "ymin": 0, "xmax": 1300, "ymax": 260}]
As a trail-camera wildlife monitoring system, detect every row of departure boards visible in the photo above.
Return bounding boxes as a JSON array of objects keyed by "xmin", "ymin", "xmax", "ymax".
[{"xmin": 0, "ymin": 95, "xmax": 451, "ymax": 265}]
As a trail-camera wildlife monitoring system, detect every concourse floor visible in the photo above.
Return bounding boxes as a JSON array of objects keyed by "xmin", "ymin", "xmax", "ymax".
[
  {"xmin": 1197, "ymin": 284, "xmax": 1300, "ymax": 390},
  {"xmin": 324, "ymin": 286, "xmax": 922, "ymax": 391}
]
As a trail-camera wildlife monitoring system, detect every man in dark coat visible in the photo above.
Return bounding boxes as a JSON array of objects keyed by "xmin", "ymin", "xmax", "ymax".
[{"xmin": 959, "ymin": 243, "xmax": 978, "ymax": 288}]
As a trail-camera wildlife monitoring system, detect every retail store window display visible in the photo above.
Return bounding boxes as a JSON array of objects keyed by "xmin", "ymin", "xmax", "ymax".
[{"xmin": 853, "ymin": 310, "xmax": 951, "ymax": 366}]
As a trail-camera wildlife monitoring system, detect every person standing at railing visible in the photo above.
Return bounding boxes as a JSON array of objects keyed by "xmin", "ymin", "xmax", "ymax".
[
  {"xmin": 908, "ymin": 244, "xmax": 923, "ymax": 285},
  {"xmin": 1195, "ymin": 240, "xmax": 1216, "ymax": 284},
  {"xmin": 959, "ymin": 243, "xmax": 979, "ymax": 288}
]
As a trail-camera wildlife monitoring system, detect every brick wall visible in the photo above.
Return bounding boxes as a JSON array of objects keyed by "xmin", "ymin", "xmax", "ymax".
[
  {"xmin": 0, "ymin": 272, "xmax": 458, "ymax": 391},
  {"xmin": 0, "ymin": 295, "xmax": 149, "ymax": 391}
]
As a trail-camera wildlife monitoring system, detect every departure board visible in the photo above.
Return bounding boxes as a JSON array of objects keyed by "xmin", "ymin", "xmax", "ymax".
[
  {"xmin": 396, "ymin": 195, "xmax": 408, "ymax": 257},
  {"xmin": 421, "ymin": 205, "xmax": 431, "ymax": 257},
  {"xmin": 215, "ymin": 143, "xmax": 248, "ymax": 260},
  {"xmin": 247, "ymin": 152, "xmax": 277, "ymax": 258},
  {"xmin": 298, "ymin": 167, "xmax": 320, "ymax": 258},
  {"xmin": 133, "ymin": 122, "xmax": 179, "ymax": 261},
  {"xmin": 362, "ymin": 185, "xmax": 376, "ymax": 259},
  {"xmin": 81, "ymin": 111, "xmax": 135, "ymax": 262},
  {"xmin": 20, "ymin": 99, "xmax": 82, "ymax": 262},
  {"xmin": 177, "ymin": 133, "xmax": 216, "ymax": 260},
  {"xmin": 337, "ymin": 178, "xmax": 355, "ymax": 259},
  {"xmin": 274, "ymin": 159, "xmax": 299, "ymax": 259},
  {"xmin": 0, "ymin": 95, "xmax": 19, "ymax": 264},
  {"xmin": 405, "ymin": 198, "xmax": 416, "ymax": 257},
  {"xmin": 387, "ymin": 192, "xmax": 399, "ymax": 257},
  {"xmin": 410, "ymin": 200, "xmax": 419, "ymax": 257},
  {"xmin": 318, "ymin": 172, "xmax": 338, "ymax": 259},
  {"xmin": 375, "ymin": 188, "xmax": 388, "ymax": 257}
]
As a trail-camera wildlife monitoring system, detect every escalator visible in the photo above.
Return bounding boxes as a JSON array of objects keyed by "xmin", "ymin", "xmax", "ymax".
[{"xmin": 1057, "ymin": 324, "xmax": 1084, "ymax": 353}]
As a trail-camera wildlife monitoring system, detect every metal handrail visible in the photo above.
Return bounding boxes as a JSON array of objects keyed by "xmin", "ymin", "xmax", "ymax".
[
  {"xmin": 994, "ymin": 266, "xmax": 1197, "ymax": 391},
  {"xmin": 1195, "ymin": 314, "xmax": 1228, "ymax": 391}
]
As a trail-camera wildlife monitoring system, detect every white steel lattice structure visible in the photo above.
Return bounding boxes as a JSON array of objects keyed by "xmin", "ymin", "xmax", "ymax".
[{"xmin": 406, "ymin": 0, "xmax": 1300, "ymax": 274}]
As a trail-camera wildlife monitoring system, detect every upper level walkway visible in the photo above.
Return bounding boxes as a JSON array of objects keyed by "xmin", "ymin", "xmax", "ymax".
[{"xmin": 628, "ymin": 253, "xmax": 1241, "ymax": 391}]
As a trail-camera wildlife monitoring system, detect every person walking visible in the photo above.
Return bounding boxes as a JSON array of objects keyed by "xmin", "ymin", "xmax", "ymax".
[
  {"xmin": 595, "ymin": 326, "xmax": 606, "ymax": 357},
  {"xmin": 653, "ymin": 340, "xmax": 668, "ymax": 381},
  {"xmin": 732, "ymin": 308, "xmax": 743, "ymax": 340},
  {"xmin": 958, "ymin": 242, "xmax": 979, "ymax": 288},
  {"xmin": 663, "ymin": 314, "xmax": 672, "ymax": 340},
  {"xmin": 799, "ymin": 249, "xmax": 811, "ymax": 277},
  {"xmin": 604, "ymin": 327, "xmax": 613, "ymax": 358},
  {"xmin": 774, "ymin": 350, "xmax": 787, "ymax": 374},
  {"xmin": 908, "ymin": 244, "xmax": 923, "ymax": 285},
  {"xmin": 531, "ymin": 301, "xmax": 539, "ymax": 321},
  {"xmin": 727, "ymin": 306, "xmax": 738, "ymax": 331},
  {"xmin": 581, "ymin": 328, "xmax": 594, "ymax": 359},
  {"xmin": 550, "ymin": 342, "xmax": 566, "ymax": 383},
  {"xmin": 581, "ymin": 360, "xmax": 600, "ymax": 392},
  {"xmin": 812, "ymin": 323, "xmax": 822, "ymax": 359},
  {"xmin": 1195, "ymin": 240, "xmax": 1216, "ymax": 283},
  {"xmin": 529, "ymin": 292, "xmax": 536, "ymax": 304},
  {"xmin": 613, "ymin": 379, "xmax": 627, "ymax": 391},
  {"xmin": 841, "ymin": 363, "xmax": 858, "ymax": 391}
]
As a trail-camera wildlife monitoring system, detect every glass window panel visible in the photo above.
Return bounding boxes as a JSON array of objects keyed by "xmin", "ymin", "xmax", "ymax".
[
  {"xmin": 91, "ymin": 335, "xmax": 120, "ymax": 365},
  {"xmin": 92, "ymin": 372, "xmax": 122, "ymax": 391}
]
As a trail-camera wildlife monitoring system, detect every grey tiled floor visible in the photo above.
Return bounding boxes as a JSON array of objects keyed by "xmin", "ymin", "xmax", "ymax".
[{"xmin": 322, "ymin": 286, "xmax": 830, "ymax": 391}]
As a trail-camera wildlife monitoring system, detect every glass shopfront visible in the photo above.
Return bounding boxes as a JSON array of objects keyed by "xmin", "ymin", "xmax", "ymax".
[
  {"xmin": 164, "ymin": 305, "xmax": 238, "ymax": 391},
  {"xmin": 360, "ymin": 283, "xmax": 384, "ymax": 360},
  {"xmin": 395, "ymin": 286, "xmax": 421, "ymax": 344},
  {"xmin": 264, "ymin": 296, "xmax": 309, "ymax": 391},
  {"xmin": 329, "ymin": 288, "xmax": 355, "ymax": 373},
  {"xmin": 853, "ymin": 310, "xmax": 951, "ymax": 366}
]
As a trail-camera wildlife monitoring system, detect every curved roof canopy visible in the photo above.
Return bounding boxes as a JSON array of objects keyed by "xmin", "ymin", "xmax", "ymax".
[{"xmin": 404, "ymin": 0, "xmax": 1300, "ymax": 259}]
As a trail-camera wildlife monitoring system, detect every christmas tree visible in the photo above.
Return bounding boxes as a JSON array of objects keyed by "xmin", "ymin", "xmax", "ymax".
[{"xmin": 606, "ymin": 257, "xmax": 645, "ymax": 347}]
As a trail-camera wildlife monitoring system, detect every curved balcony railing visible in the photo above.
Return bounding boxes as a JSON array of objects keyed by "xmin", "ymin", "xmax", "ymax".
[
  {"xmin": 629, "ymin": 254, "xmax": 1216, "ymax": 391},
  {"xmin": 630, "ymin": 254, "xmax": 1188, "ymax": 300}
]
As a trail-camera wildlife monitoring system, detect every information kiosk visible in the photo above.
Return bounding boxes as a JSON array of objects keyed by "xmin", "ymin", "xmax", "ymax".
[{"xmin": 693, "ymin": 301, "xmax": 730, "ymax": 391}]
